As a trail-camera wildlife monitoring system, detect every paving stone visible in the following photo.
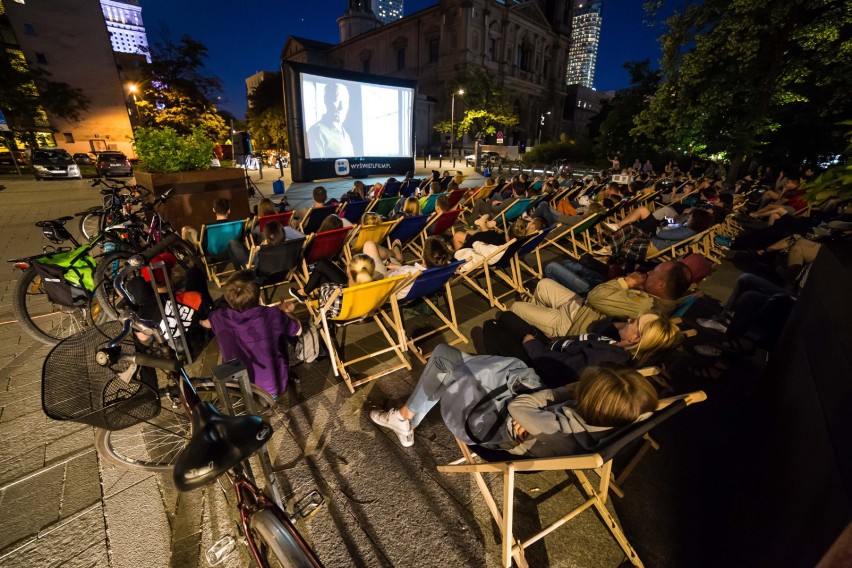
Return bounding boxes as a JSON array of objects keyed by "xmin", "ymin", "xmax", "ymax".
[
  {"xmin": 44, "ymin": 426, "xmax": 95, "ymax": 463},
  {"xmin": 102, "ymin": 473, "xmax": 171, "ymax": 568},
  {"xmin": 60, "ymin": 452, "xmax": 102, "ymax": 520},
  {"xmin": 0, "ymin": 459, "xmax": 64, "ymax": 550}
]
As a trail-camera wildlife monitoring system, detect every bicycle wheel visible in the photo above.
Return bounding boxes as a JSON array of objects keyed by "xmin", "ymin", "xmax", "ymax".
[
  {"xmin": 12, "ymin": 266, "xmax": 102, "ymax": 345},
  {"xmin": 93, "ymin": 379, "xmax": 275, "ymax": 472},
  {"xmin": 251, "ymin": 509, "xmax": 323, "ymax": 568},
  {"xmin": 79, "ymin": 211, "xmax": 104, "ymax": 242},
  {"xmin": 93, "ymin": 250, "xmax": 136, "ymax": 320}
]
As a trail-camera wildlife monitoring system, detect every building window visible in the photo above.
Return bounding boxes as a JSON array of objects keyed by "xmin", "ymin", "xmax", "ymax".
[
  {"xmin": 35, "ymin": 52, "xmax": 47, "ymax": 64},
  {"xmin": 428, "ymin": 38, "xmax": 439, "ymax": 63},
  {"xmin": 363, "ymin": 58, "xmax": 370, "ymax": 74},
  {"xmin": 488, "ymin": 38, "xmax": 496, "ymax": 61},
  {"xmin": 23, "ymin": 23, "xmax": 36, "ymax": 35},
  {"xmin": 396, "ymin": 47, "xmax": 405, "ymax": 70},
  {"xmin": 63, "ymin": 133, "xmax": 74, "ymax": 143}
]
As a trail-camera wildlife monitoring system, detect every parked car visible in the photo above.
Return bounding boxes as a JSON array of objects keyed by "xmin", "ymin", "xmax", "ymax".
[
  {"xmin": 0, "ymin": 150, "xmax": 27, "ymax": 165},
  {"xmin": 31, "ymin": 148, "xmax": 82, "ymax": 180},
  {"xmin": 465, "ymin": 151, "xmax": 502, "ymax": 167},
  {"xmin": 73, "ymin": 152, "xmax": 96, "ymax": 165},
  {"xmin": 95, "ymin": 151, "xmax": 133, "ymax": 177}
]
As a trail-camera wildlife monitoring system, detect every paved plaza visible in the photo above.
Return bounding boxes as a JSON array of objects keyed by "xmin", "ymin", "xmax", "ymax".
[{"xmin": 0, "ymin": 167, "xmax": 743, "ymax": 567}]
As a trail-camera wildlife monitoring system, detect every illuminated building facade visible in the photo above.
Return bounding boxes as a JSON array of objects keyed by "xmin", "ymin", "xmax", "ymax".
[
  {"xmin": 101, "ymin": 0, "xmax": 150, "ymax": 62},
  {"xmin": 565, "ymin": 0, "xmax": 602, "ymax": 88},
  {"xmin": 372, "ymin": 0, "xmax": 403, "ymax": 24}
]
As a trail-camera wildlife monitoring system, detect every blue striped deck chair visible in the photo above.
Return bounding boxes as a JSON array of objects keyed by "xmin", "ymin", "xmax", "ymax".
[
  {"xmin": 400, "ymin": 178, "xmax": 420, "ymax": 197},
  {"xmin": 338, "ymin": 199, "xmax": 372, "ymax": 225},
  {"xmin": 543, "ymin": 212, "xmax": 605, "ymax": 259},
  {"xmin": 381, "ymin": 260, "xmax": 467, "ymax": 363},
  {"xmin": 420, "ymin": 192, "xmax": 448, "ymax": 215},
  {"xmin": 492, "ymin": 197, "xmax": 534, "ymax": 233},
  {"xmin": 387, "ymin": 214, "xmax": 429, "ymax": 258},
  {"xmin": 198, "ymin": 219, "xmax": 247, "ymax": 286},
  {"xmin": 514, "ymin": 225, "xmax": 556, "ymax": 284}
]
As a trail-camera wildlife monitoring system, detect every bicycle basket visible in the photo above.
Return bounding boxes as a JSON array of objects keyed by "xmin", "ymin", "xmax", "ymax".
[{"xmin": 41, "ymin": 322, "xmax": 161, "ymax": 431}]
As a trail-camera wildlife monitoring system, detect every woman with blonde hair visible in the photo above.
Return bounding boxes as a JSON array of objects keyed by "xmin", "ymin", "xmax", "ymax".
[
  {"xmin": 480, "ymin": 310, "xmax": 681, "ymax": 387},
  {"xmin": 289, "ymin": 253, "xmax": 378, "ymax": 308}
]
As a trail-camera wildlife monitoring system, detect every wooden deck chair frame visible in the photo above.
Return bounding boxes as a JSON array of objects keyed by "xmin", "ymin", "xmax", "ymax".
[
  {"xmin": 343, "ymin": 220, "xmax": 397, "ymax": 262},
  {"xmin": 368, "ymin": 196, "xmax": 400, "ymax": 219},
  {"xmin": 296, "ymin": 226, "xmax": 354, "ymax": 286},
  {"xmin": 645, "ymin": 227, "xmax": 715, "ymax": 264},
  {"xmin": 386, "ymin": 214, "xmax": 430, "ymax": 258},
  {"xmin": 409, "ymin": 209, "xmax": 462, "ymax": 258},
  {"xmin": 458, "ymin": 185, "xmax": 494, "ymax": 216},
  {"xmin": 298, "ymin": 205, "xmax": 338, "ymax": 235},
  {"xmin": 379, "ymin": 260, "xmax": 467, "ymax": 363},
  {"xmin": 420, "ymin": 191, "xmax": 449, "ymax": 216},
  {"xmin": 491, "ymin": 198, "xmax": 534, "ymax": 233},
  {"xmin": 198, "ymin": 219, "xmax": 248, "ymax": 286},
  {"xmin": 250, "ymin": 211, "xmax": 294, "ymax": 246},
  {"xmin": 514, "ymin": 225, "xmax": 557, "ymax": 283},
  {"xmin": 451, "ymin": 238, "xmax": 530, "ymax": 311},
  {"xmin": 313, "ymin": 274, "xmax": 416, "ymax": 393},
  {"xmin": 437, "ymin": 390, "xmax": 707, "ymax": 568},
  {"xmin": 542, "ymin": 213, "xmax": 603, "ymax": 260},
  {"xmin": 247, "ymin": 236, "xmax": 305, "ymax": 305},
  {"xmin": 337, "ymin": 199, "xmax": 374, "ymax": 225}
]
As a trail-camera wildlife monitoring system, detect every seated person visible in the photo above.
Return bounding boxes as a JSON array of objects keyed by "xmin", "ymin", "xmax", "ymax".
[
  {"xmin": 543, "ymin": 257, "xmax": 607, "ymax": 297},
  {"xmin": 181, "ymin": 197, "xmax": 231, "ymax": 250},
  {"xmin": 202, "ymin": 270, "xmax": 301, "ymax": 398},
  {"xmin": 316, "ymin": 214, "xmax": 344, "ymax": 233},
  {"xmin": 362, "ymin": 235, "xmax": 454, "ymax": 298},
  {"xmin": 749, "ymin": 179, "xmax": 808, "ymax": 225},
  {"xmin": 470, "ymin": 181, "xmax": 525, "ymax": 219},
  {"xmin": 370, "ymin": 344, "xmax": 657, "ymax": 454},
  {"xmin": 481, "ymin": 310, "xmax": 682, "ymax": 387},
  {"xmin": 291, "ymin": 186, "xmax": 330, "ymax": 228},
  {"xmin": 453, "ymin": 217, "xmax": 546, "ymax": 271},
  {"xmin": 289, "ymin": 254, "xmax": 377, "ymax": 313},
  {"xmin": 511, "ymin": 261, "xmax": 692, "ymax": 338},
  {"xmin": 391, "ymin": 196, "xmax": 422, "ymax": 220}
]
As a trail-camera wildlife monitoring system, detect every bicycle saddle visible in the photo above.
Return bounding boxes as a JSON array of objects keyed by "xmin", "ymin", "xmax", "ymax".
[
  {"xmin": 35, "ymin": 216, "xmax": 72, "ymax": 226},
  {"xmin": 172, "ymin": 401, "xmax": 273, "ymax": 491}
]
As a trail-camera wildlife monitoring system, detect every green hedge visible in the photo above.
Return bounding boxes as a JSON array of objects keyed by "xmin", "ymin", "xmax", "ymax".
[{"xmin": 133, "ymin": 126, "xmax": 214, "ymax": 173}]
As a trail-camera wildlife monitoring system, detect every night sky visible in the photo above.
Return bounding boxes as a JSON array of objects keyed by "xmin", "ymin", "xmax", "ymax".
[{"xmin": 140, "ymin": 0, "xmax": 667, "ymax": 118}]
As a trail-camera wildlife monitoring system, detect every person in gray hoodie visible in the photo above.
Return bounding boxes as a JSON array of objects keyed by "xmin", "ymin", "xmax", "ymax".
[{"xmin": 369, "ymin": 344, "xmax": 657, "ymax": 453}]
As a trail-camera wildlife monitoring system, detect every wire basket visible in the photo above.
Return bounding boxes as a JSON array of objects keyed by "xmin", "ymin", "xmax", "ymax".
[{"xmin": 41, "ymin": 321, "xmax": 161, "ymax": 431}]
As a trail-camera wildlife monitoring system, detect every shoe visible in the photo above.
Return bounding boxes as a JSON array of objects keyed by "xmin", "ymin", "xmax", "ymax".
[
  {"xmin": 696, "ymin": 316, "xmax": 728, "ymax": 333},
  {"xmin": 714, "ymin": 235, "xmax": 732, "ymax": 248},
  {"xmin": 370, "ymin": 408, "xmax": 414, "ymax": 447},
  {"xmin": 591, "ymin": 246, "xmax": 612, "ymax": 257},
  {"xmin": 693, "ymin": 344, "xmax": 723, "ymax": 357},
  {"xmin": 603, "ymin": 222, "xmax": 620, "ymax": 232},
  {"xmin": 289, "ymin": 287, "xmax": 307, "ymax": 303},
  {"xmin": 688, "ymin": 360, "xmax": 728, "ymax": 380}
]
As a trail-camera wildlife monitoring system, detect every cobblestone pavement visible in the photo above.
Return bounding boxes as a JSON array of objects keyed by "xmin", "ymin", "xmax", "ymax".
[{"xmin": 0, "ymin": 168, "xmax": 686, "ymax": 568}]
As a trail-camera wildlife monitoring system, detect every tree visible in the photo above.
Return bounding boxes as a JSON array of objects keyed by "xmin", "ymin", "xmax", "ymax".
[
  {"xmin": 0, "ymin": 49, "xmax": 89, "ymax": 146},
  {"xmin": 135, "ymin": 34, "xmax": 228, "ymax": 141},
  {"xmin": 246, "ymin": 73, "xmax": 287, "ymax": 152},
  {"xmin": 433, "ymin": 68, "xmax": 519, "ymax": 140},
  {"xmin": 634, "ymin": 0, "xmax": 852, "ymax": 179}
]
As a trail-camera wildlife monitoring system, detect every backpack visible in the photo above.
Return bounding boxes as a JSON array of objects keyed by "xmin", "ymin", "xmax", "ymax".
[
  {"xmin": 291, "ymin": 324, "xmax": 324, "ymax": 365},
  {"xmin": 32, "ymin": 247, "xmax": 97, "ymax": 307}
]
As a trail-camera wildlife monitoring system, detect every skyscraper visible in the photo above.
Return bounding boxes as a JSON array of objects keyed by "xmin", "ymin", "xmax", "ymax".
[
  {"xmin": 100, "ymin": 0, "xmax": 150, "ymax": 62},
  {"xmin": 565, "ymin": 0, "xmax": 602, "ymax": 88},
  {"xmin": 372, "ymin": 0, "xmax": 403, "ymax": 24}
]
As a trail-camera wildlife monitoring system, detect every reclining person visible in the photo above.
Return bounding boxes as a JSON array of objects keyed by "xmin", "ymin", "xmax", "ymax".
[
  {"xmin": 510, "ymin": 261, "xmax": 692, "ymax": 338},
  {"xmin": 370, "ymin": 346, "xmax": 657, "ymax": 455}
]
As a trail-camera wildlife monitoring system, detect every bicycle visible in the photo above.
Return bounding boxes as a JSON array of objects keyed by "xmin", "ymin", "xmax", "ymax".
[
  {"xmin": 42, "ymin": 247, "xmax": 324, "ymax": 567},
  {"xmin": 76, "ymin": 178, "xmax": 146, "ymax": 242}
]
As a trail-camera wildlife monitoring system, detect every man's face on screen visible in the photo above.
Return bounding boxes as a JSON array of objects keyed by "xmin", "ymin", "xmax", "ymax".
[{"xmin": 325, "ymin": 84, "xmax": 349, "ymax": 126}]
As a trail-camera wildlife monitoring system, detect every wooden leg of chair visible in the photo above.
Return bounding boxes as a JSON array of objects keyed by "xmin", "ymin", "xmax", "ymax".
[
  {"xmin": 614, "ymin": 435, "xmax": 659, "ymax": 491},
  {"xmin": 502, "ymin": 465, "xmax": 515, "ymax": 568}
]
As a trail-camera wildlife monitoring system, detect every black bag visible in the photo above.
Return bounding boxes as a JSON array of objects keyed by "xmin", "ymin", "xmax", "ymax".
[{"xmin": 32, "ymin": 260, "xmax": 89, "ymax": 307}]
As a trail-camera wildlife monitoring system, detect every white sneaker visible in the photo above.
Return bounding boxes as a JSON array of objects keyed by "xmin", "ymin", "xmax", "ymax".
[
  {"xmin": 591, "ymin": 246, "xmax": 612, "ymax": 257},
  {"xmin": 603, "ymin": 222, "xmax": 620, "ymax": 232},
  {"xmin": 370, "ymin": 408, "xmax": 414, "ymax": 447},
  {"xmin": 696, "ymin": 317, "xmax": 729, "ymax": 333}
]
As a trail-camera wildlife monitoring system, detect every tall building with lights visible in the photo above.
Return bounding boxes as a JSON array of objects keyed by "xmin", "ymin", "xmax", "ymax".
[
  {"xmin": 372, "ymin": 0, "xmax": 403, "ymax": 24},
  {"xmin": 100, "ymin": 0, "xmax": 150, "ymax": 62},
  {"xmin": 565, "ymin": 0, "xmax": 602, "ymax": 88}
]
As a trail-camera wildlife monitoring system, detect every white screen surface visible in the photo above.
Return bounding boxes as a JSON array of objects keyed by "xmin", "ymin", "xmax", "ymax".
[{"xmin": 301, "ymin": 73, "xmax": 414, "ymax": 160}]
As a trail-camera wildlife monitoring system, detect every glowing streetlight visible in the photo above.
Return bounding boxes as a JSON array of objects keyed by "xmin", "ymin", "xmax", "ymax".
[
  {"xmin": 450, "ymin": 88, "xmax": 464, "ymax": 166},
  {"xmin": 538, "ymin": 111, "xmax": 551, "ymax": 146},
  {"xmin": 127, "ymin": 84, "xmax": 139, "ymax": 123}
]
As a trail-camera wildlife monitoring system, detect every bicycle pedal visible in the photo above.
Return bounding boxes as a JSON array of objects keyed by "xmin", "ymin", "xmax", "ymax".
[
  {"xmin": 294, "ymin": 489, "xmax": 324, "ymax": 520},
  {"xmin": 205, "ymin": 535, "xmax": 236, "ymax": 566}
]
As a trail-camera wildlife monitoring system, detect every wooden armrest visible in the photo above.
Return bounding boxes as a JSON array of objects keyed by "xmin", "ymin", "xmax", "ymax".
[{"xmin": 656, "ymin": 390, "xmax": 707, "ymax": 410}]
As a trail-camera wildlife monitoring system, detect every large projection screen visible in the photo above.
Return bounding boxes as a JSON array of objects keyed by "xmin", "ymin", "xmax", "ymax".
[{"xmin": 283, "ymin": 62, "xmax": 417, "ymax": 182}]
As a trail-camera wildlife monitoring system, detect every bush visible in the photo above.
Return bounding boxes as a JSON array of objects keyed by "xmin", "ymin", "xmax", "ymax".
[
  {"xmin": 521, "ymin": 140, "xmax": 594, "ymax": 165},
  {"xmin": 133, "ymin": 126, "xmax": 214, "ymax": 173}
]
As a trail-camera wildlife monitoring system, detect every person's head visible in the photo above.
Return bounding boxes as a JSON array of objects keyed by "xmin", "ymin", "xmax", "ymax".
[
  {"xmin": 404, "ymin": 171, "xmax": 413, "ymax": 180},
  {"xmin": 447, "ymin": 180, "xmax": 459, "ymax": 191},
  {"xmin": 430, "ymin": 170, "xmax": 440, "ymax": 181},
  {"xmin": 683, "ymin": 181, "xmax": 696, "ymax": 193},
  {"xmin": 511, "ymin": 180, "xmax": 526, "ymax": 196},
  {"xmin": 403, "ymin": 196, "xmax": 421, "ymax": 216},
  {"xmin": 575, "ymin": 367, "xmax": 658, "ymax": 428},
  {"xmin": 323, "ymin": 82, "xmax": 350, "ymax": 126},
  {"xmin": 618, "ymin": 312, "xmax": 683, "ymax": 365},
  {"xmin": 429, "ymin": 181, "xmax": 442, "ymax": 195},
  {"xmin": 317, "ymin": 214, "xmax": 343, "ymax": 233},
  {"xmin": 509, "ymin": 216, "xmax": 545, "ymax": 239},
  {"xmin": 586, "ymin": 202, "xmax": 606, "ymax": 217},
  {"xmin": 213, "ymin": 198, "xmax": 230, "ymax": 219},
  {"xmin": 701, "ymin": 187, "xmax": 718, "ymax": 202},
  {"xmin": 605, "ymin": 182, "xmax": 620, "ymax": 197},
  {"xmin": 352, "ymin": 180, "xmax": 366, "ymax": 199},
  {"xmin": 257, "ymin": 198, "xmax": 277, "ymax": 217},
  {"xmin": 435, "ymin": 194, "xmax": 451, "ymax": 214},
  {"xmin": 262, "ymin": 220, "xmax": 286, "ymax": 245},
  {"xmin": 347, "ymin": 254, "xmax": 375, "ymax": 284},
  {"xmin": 312, "ymin": 186, "xmax": 327, "ymax": 206},
  {"xmin": 718, "ymin": 193, "xmax": 734, "ymax": 209},
  {"xmin": 361, "ymin": 211, "xmax": 382, "ymax": 226},
  {"xmin": 441, "ymin": 170, "xmax": 450, "ymax": 177},
  {"xmin": 785, "ymin": 178, "xmax": 800, "ymax": 191},
  {"xmin": 518, "ymin": 172, "xmax": 529, "ymax": 183},
  {"xmin": 643, "ymin": 261, "xmax": 692, "ymax": 300},
  {"xmin": 421, "ymin": 235, "xmax": 453, "ymax": 268},
  {"xmin": 223, "ymin": 270, "xmax": 260, "ymax": 312},
  {"xmin": 687, "ymin": 208, "xmax": 713, "ymax": 232}
]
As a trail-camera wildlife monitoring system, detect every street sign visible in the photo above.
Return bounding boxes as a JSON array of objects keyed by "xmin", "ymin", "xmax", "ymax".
[
  {"xmin": 0, "ymin": 109, "xmax": 9, "ymax": 132},
  {"xmin": 496, "ymin": 130, "xmax": 504, "ymax": 144}
]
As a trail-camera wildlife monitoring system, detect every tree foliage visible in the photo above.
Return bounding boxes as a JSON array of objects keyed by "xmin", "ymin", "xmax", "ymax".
[
  {"xmin": 634, "ymin": 0, "xmax": 852, "ymax": 172},
  {"xmin": 433, "ymin": 68, "xmax": 519, "ymax": 139},
  {"xmin": 246, "ymin": 73, "xmax": 287, "ymax": 151},
  {"xmin": 135, "ymin": 34, "xmax": 228, "ymax": 142},
  {"xmin": 803, "ymin": 121, "xmax": 852, "ymax": 205},
  {"xmin": 133, "ymin": 126, "xmax": 214, "ymax": 173}
]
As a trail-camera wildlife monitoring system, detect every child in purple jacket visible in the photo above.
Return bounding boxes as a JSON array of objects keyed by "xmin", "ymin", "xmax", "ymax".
[{"xmin": 202, "ymin": 270, "xmax": 301, "ymax": 398}]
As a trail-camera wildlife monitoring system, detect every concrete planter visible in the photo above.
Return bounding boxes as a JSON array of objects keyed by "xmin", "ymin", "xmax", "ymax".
[{"xmin": 134, "ymin": 168, "xmax": 250, "ymax": 231}]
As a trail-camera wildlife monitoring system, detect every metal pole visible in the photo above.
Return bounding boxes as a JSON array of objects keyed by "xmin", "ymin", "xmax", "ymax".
[{"xmin": 450, "ymin": 93, "xmax": 455, "ymax": 168}]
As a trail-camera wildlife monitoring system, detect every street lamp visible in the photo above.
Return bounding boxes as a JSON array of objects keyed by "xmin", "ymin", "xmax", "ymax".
[
  {"xmin": 127, "ymin": 84, "xmax": 139, "ymax": 125},
  {"xmin": 538, "ymin": 111, "xmax": 551, "ymax": 146},
  {"xmin": 450, "ymin": 88, "xmax": 464, "ymax": 167}
]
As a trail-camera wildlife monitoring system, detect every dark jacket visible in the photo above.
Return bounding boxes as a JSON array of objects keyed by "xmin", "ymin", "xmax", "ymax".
[{"xmin": 522, "ymin": 334, "xmax": 631, "ymax": 388}]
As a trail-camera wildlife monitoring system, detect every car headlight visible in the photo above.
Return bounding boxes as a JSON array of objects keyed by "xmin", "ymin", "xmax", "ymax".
[
  {"xmin": 34, "ymin": 165, "xmax": 49, "ymax": 172},
  {"xmin": 68, "ymin": 165, "xmax": 80, "ymax": 174}
]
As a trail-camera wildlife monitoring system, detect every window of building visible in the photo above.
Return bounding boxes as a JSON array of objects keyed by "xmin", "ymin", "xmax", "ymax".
[
  {"xmin": 63, "ymin": 133, "xmax": 74, "ymax": 143},
  {"xmin": 23, "ymin": 23, "xmax": 36, "ymax": 35},
  {"xmin": 35, "ymin": 52, "xmax": 47, "ymax": 64},
  {"xmin": 487, "ymin": 38, "xmax": 496, "ymax": 61},
  {"xmin": 428, "ymin": 38, "xmax": 439, "ymax": 63},
  {"xmin": 396, "ymin": 47, "xmax": 405, "ymax": 70},
  {"xmin": 363, "ymin": 58, "xmax": 370, "ymax": 74}
]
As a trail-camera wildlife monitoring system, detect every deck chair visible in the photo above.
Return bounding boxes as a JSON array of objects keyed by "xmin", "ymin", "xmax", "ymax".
[
  {"xmin": 451, "ymin": 237, "xmax": 528, "ymax": 310},
  {"xmin": 381, "ymin": 180, "xmax": 403, "ymax": 198},
  {"xmin": 198, "ymin": 219, "xmax": 247, "ymax": 286},
  {"xmin": 315, "ymin": 274, "xmax": 416, "ymax": 393},
  {"xmin": 338, "ymin": 199, "xmax": 372, "ymax": 225},
  {"xmin": 645, "ymin": 228, "xmax": 715, "ymax": 264},
  {"xmin": 247, "ymin": 237, "xmax": 305, "ymax": 305},
  {"xmin": 380, "ymin": 260, "xmax": 467, "ymax": 363},
  {"xmin": 458, "ymin": 185, "xmax": 494, "ymax": 212},
  {"xmin": 251, "ymin": 211, "xmax": 294, "ymax": 245},
  {"xmin": 420, "ymin": 192, "xmax": 449, "ymax": 215},
  {"xmin": 437, "ymin": 390, "xmax": 707, "ymax": 568},
  {"xmin": 446, "ymin": 188, "xmax": 469, "ymax": 209},
  {"xmin": 369, "ymin": 196, "xmax": 399, "ymax": 219},
  {"xmin": 512, "ymin": 225, "xmax": 556, "ymax": 283},
  {"xmin": 299, "ymin": 205, "xmax": 337, "ymax": 235},
  {"xmin": 400, "ymin": 178, "xmax": 420, "ymax": 197},
  {"xmin": 409, "ymin": 209, "xmax": 462, "ymax": 257},
  {"xmin": 492, "ymin": 198, "xmax": 534, "ymax": 233},
  {"xmin": 298, "ymin": 226, "xmax": 354, "ymax": 284},
  {"xmin": 387, "ymin": 214, "xmax": 430, "ymax": 258},
  {"xmin": 344, "ymin": 220, "xmax": 397, "ymax": 261},
  {"xmin": 543, "ymin": 213, "xmax": 604, "ymax": 259}
]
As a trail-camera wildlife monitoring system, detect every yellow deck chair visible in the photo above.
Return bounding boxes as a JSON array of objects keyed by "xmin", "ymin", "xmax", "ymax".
[
  {"xmin": 438, "ymin": 390, "xmax": 707, "ymax": 568},
  {"xmin": 343, "ymin": 220, "xmax": 397, "ymax": 261},
  {"xmin": 314, "ymin": 274, "xmax": 416, "ymax": 393}
]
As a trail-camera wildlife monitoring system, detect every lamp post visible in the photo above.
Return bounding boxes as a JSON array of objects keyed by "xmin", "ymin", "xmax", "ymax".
[
  {"xmin": 450, "ymin": 88, "xmax": 464, "ymax": 167},
  {"xmin": 127, "ymin": 84, "xmax": 140, "ymax": 126},
  {"xmin": 538, "ymin": 111, "xmax": 551, "ymax": 147}
]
